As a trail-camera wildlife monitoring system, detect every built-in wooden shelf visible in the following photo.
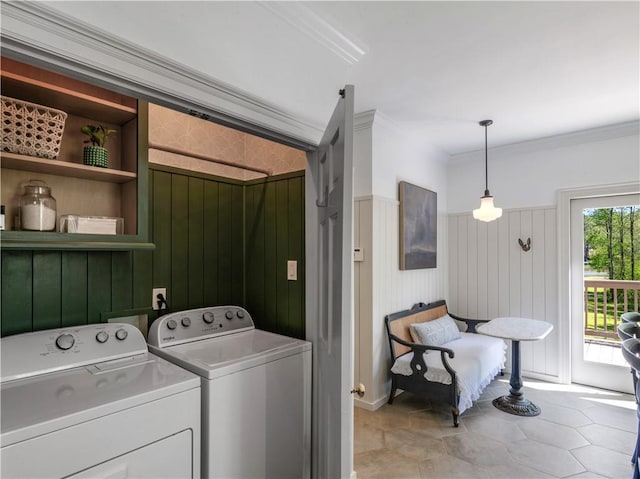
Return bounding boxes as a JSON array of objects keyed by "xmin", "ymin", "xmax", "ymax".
[
  {"xmin": 1, "ymin": 57, "xmax": 148, "ymax": 250},
  {"xmin": 1, "ymin": 152, "xmax": 136, "ymax": 184},
  {"xmin": 1, "ymin": 56, "xmax": 137, "ymax": 125},
  {"xmin": 0, "ymin": 231, "xmax": 155, "ymax": 251}
]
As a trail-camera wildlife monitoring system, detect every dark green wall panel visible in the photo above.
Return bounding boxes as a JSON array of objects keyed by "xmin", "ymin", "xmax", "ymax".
[
  {"xmin": 171, "ymin": 174, "xmax": 189, "ymax": 312},
  {"xmin": 203, "ymin": 181, "xmax": 220, "ymax": 306},
  {"xmin": 1, "ymin": 251, "xmax": 33, "ymax": 335},
  {"xmin": 217, "ymin": 182, "xmax": 233, "ymax": 304},
  {"xmin": 245, "ymin": 174, "xmax": 305, "ymax": 339},
  {"xmin": 245, "ymin": 183, "xmax": 265, "ymax": 328},
  {"xmin": 87, "ymin": 253, "xmax": 112, "ymax": 324},
  {"xmin": 188, "ymin": 177, "xmax": 204, "ymax": 308},
  {"xmin": 132, "ymin": 250, "xmax": 153, "ymax": 309},
  {"xmin": 287, "ymin": 177, "xmax": 305, "ymax": 336},
  {"xmin": 1, "ymin": 251, "xmax": 138, "ymax": 335},
  {"xmin": 111, "ymin": 252, "xmax": 133, "ymax": 312},
  {"xmin": 231, "ymin": 185, "xmax": 244, "ymax": 306},
  {"xmin": 61, "ymin": 252, "xmax": 88, "ymax": 327},
  {"xmin": 152, "ymin": 170, "xmax": 172, "ymax": 291},
  {"xmin": 32, "ymin": 252, "xmax": 62, "ymax": 331}
]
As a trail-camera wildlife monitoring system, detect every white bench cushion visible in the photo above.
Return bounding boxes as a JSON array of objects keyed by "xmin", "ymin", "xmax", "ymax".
[{"xmin": 391, "ymin": 332, "xmax": 506, "ymax": 414}]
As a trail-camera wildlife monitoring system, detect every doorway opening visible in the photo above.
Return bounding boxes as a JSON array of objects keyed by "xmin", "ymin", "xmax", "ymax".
[
  {"xmin": 583, "ymin": 204, "xmax": 640, "ymax": 366},
  {"xmin": 570, "ymin": 193, "xmax": 640, "ymax": 393}
]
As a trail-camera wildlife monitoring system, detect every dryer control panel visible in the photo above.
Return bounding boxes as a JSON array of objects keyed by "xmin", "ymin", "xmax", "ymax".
[
  {"xmin": 147, "ymin": 306, "xmax": 255, "ymax": 348},
  {"xmin": 0, "ymin": 323, "xmax": 147, "ymax": 383}
]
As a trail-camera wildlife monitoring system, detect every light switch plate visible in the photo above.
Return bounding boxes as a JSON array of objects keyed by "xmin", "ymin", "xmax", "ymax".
[
  {"xmin": 354, "ymin": 247, "xmax": 364, "ymax": 262},
  {"xmin": 287, "ymin": 260, "xmax": 297, "ymax": 281}
]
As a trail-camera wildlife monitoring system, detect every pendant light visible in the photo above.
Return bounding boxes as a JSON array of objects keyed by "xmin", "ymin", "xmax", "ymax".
[{"xmin": 472, "ymin": 119, "xmax": 502, "ymax": 222}]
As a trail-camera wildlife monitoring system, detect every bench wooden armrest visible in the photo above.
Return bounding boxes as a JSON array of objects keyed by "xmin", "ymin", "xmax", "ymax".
[
  {"xmin": 389, "ymin": 333, "xmax": 456, "ymax": 379},
  {"xmin": 448, "ymin": 313, "xmax": 491, "ymax": 333}
]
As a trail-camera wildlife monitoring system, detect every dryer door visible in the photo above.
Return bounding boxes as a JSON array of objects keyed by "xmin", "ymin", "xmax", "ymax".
[{"xmin": 69, "ymin": 430, "xmax": 192, "ymax": 479}]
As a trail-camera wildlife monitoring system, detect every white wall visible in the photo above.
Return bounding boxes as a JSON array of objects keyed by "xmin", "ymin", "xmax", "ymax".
[
  {"xmin": 449, "ymin": 208, "xmax": 559, "ymax": 381},
  {"xmin": 447, "ymin": 122, "xmax": 640, "ymax": 384},
  {"xmin": 448, "ymin": 122, "xmax": 639, "ymax": 212},
  {"xmin": 353, "ymin": 111, "xmax": 450, "ymax": 409}
]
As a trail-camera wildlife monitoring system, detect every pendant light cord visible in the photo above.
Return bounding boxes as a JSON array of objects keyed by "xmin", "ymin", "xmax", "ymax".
[
  {"xmin": 479, "ymin": 119, "xmax": 493, "ymax": 197},
  {"xmin": 484, "ymin": 124, "xmax": 489, "ymax": 194}
]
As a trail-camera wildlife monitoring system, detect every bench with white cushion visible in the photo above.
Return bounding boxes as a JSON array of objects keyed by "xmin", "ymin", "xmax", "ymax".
[{"xmin": 385, "ymin": 300, "xmax": 506, "ymax": 427}]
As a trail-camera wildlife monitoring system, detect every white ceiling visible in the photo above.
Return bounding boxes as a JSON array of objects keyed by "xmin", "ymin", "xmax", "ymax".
[{"xmin": 43, "ymin": 1, "xmax": 639, "ymax": 155}]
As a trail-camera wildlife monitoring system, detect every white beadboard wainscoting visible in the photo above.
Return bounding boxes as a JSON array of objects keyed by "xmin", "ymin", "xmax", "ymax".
[
  {"xmin": 448, "ymin": 208, "xmax": 561, "ymax": 382},
  {"xmin": 354, "ymin": 195, "xmax": 448, "ymax": 409}
]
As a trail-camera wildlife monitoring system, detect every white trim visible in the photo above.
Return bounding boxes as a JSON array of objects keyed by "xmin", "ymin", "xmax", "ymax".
[
  {"xmin": 451, "ymin": 120, "xmax": 640, "ymax": 163},
  {"xmin": 0, "ymin": 1, "xmax": 322, "ymax": 149},
  {"xmin": 354, "ymin": 110, "xmax": 376, "ymax": 132},
  {"xmin": 448, "ymin": 204, "xmax": 556, "ymax": 217},
  {"xmin": 353, "ymin": 394, "xmax": 389, "ymax": 411},
  {"xmin": 522, "ymin": 371, "xmax": 563, "ymax": 384},
  {"xmin": 556, "ymin": 181, "xmax": 640, "ymax": 385}
]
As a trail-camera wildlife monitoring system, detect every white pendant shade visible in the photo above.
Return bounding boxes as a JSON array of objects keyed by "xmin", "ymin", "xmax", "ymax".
[{"xmin": 473, "ymin": 195, "xmax": 502, "ymax": 222}]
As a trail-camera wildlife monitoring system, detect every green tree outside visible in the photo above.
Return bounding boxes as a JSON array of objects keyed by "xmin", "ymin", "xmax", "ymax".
[{"xmin": 584, "ymin": 206, "xmax": 640, "ymax": 339}]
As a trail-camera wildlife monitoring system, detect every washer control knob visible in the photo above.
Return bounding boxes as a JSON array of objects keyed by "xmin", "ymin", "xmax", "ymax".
[
  {"xmin": 115, "ymin": 328, "xmax": 128, "ymax": 341},
  {"xmin": 203, "ymin": 312, "xmax": 214, "ymax": 324},
  {"xmin": 167, "ymin": 319, "xmax": 177, "ymax": 330},
  {"xmin": 236, "ymin": 310, "xmax": 245, "ymax": 319},
  {"xmin": 55, "ymin": 333, "xmax": 75, "ymax": 350},
  {"xmin": 181, "ymin": 317, "xmax": 191, "ymax": 327},
  {"xmin": 225, "ymin": 310, "xmax": 234, "ymax": 320},
  {"xmin": 96, "ymin": 331, "xmax": 109, "ymax": 343}
]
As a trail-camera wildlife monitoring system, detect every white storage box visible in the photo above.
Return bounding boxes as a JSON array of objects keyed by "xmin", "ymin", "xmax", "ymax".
[{"xmin": 59, "ymin": 215, "xmax": 123, "ymax": 235}]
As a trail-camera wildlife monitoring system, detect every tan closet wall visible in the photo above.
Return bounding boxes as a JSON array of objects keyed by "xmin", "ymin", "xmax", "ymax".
[{"xmin": 147, "ymin": 104, "xmax": 306, "ymax": 179}]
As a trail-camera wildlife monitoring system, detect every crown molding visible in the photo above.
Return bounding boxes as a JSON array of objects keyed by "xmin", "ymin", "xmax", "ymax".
[
  {"xmin": 354, "ymin": 110, "xmax": 376, "ymax": 132},
  {"xmin": 450, "ymin": 120, "xmax": 640, "ymax": 163},
  {"xmin": 259, "ymin": 2, "xmax": 367, "ymax": 65},
  {"xmin": 0, "ymin": 1, "xmax": 323, "ymax": 150}
]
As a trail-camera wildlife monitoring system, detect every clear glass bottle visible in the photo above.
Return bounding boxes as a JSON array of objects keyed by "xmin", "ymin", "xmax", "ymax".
[{"xmin": 20, "ymin": 180, "xmax": 57, "ymax": 231}]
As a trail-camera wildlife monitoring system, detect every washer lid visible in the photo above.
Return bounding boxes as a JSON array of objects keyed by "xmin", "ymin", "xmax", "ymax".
[
  {"xmin": 0, "ymin": 352, "xmax": 200, "ymax": 446},
  {"xmin": 150, "ymin": 329, "xmax": 311, "ymax": 379}
]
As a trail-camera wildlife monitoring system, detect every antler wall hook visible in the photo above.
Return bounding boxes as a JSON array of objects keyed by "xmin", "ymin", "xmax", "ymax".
[{"xmin": 518, "ymin": 238, "xmax": 531, "ymax": 252}]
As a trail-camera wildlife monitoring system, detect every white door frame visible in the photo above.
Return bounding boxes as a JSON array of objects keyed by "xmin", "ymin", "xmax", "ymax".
[{"xmin": 557, "ymin": 181, "xmax": 640, "ymax": 386}]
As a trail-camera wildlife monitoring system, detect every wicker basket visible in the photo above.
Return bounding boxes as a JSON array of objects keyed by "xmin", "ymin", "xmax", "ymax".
[{"xmin": 1, "ymin": 96, "xmax": 67, "ymax": 159}]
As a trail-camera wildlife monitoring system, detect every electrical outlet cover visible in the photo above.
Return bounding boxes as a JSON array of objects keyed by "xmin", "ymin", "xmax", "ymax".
[{"xmin": 152, "ymin": 288, "xmax": 167, "ymax": 310}]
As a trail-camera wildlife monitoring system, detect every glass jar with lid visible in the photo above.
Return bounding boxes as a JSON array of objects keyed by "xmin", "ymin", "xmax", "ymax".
[{"xmin": 20, "ymin": 180, "xmax": 57, "ymax": 231}]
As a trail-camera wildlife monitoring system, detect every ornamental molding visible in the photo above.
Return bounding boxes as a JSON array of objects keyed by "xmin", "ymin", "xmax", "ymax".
[{"xmin": 450, "ymin": 120, "xmax": 640, "ymax": 163}]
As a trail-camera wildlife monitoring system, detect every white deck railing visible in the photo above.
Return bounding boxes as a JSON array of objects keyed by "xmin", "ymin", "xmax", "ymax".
[{"xmin": 584, "ymin": 279, "xmax": 640, "ymax": 341}]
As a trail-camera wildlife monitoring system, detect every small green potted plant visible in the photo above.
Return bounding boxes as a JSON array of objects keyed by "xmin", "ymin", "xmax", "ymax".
[{"xmin": 81, "ymin": 125, "xmax": 117, "ymax": 168}]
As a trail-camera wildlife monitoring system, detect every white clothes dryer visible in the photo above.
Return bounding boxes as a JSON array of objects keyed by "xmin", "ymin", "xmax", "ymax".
[
  {"xmin": 148, "ymin": 306, "xmax": 311, "ymax": 479},
  {"xmin": 1, "ymin": 323, "xmax": 201, "ymax": 479}
]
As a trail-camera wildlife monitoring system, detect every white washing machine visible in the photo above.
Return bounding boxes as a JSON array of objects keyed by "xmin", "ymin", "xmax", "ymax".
[
  {"xmin": 1, "ymin": 323, "xmax": 201, "ymax": 479},
  {"xmin": 148, "ymin": 306, "xmax": 311, "ymax": 479}
]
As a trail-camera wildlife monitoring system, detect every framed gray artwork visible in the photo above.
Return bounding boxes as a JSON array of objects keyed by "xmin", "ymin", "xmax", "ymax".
[{"xmin": 399, "ymin": 181, "xmax": 437, "ymax": 270}]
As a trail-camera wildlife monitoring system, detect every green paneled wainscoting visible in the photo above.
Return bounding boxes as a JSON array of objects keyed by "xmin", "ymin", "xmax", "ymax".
[
  {"xmin": 150, "ymin": 166, "xmax": 305, "ymax": 339},
  {"xmin": 1, "ymin": 250, "xmax": 152, "ymax": 336},
  {"xmin": 1, "ymin": 167, "xmax": 305, "ymax": 339}
]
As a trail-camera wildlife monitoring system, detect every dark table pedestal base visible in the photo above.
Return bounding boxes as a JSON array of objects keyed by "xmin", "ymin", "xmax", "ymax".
[
  {"xmin": 492, "ymin": 340, "xmax": 541, "ymax": 417},
  {"xmin": 492, "ymin": 395, "xmax": 541, "ymax": 416}
]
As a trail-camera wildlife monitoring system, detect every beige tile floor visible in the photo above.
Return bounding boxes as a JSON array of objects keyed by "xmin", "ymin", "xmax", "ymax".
[{"xmin": 354, "ymin": 377, "xmax": 637, "ymax": 479}]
